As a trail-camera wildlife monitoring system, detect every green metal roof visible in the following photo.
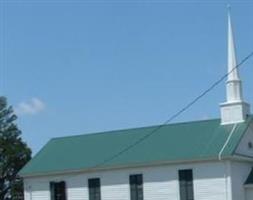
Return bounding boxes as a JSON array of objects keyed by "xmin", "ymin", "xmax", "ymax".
[
  {"xmin": 245, "ymin": 168, "xmax": 253, "ymax": 185},
  {"xmin": 20, "ymin": 117, "xmax": 252, "ymax": 177}
]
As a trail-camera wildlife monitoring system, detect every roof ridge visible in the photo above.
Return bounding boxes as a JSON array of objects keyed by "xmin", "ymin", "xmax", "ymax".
[{"xmin": 51, "ymin": 118, "xmax": 220, "ymax": 140}]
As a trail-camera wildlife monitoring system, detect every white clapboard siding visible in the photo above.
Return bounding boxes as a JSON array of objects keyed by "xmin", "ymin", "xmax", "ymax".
[
  {"xmin": 236, "ymin": 124, "xmax": 253, "ymax": 157},
  {"xmin": 194, "ymin": 162, "xmax": 229, "ymax": 200},
  {"xmin": 24, "ymin": 161, "xmax": 233, "ymax": 200},
  {"xmin": 24, "ymin": 180, "xmax": 50, "ymax": 200},
  {"xmin": 101, "ymin": 170, "xmax": 129, "ymax": 200},
  {"xmin": 245, "ymin": 187, "xmax": 253, "ymax": 200},
  {"xmin": 67, "ymin": 175, "xmax": 88, "ymax": 200},
  {"xmin": 143, "ymin": 166, "xmax": 179, "ymax": 200},
  {"xmin": 230, "ymin": 161, "xmax": 252, "ymax": 200}
]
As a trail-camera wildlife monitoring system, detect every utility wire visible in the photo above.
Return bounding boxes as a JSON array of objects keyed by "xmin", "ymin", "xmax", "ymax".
[{"xmin": 92, "ymin": 50, "xmax": 253, "ymax": 169}]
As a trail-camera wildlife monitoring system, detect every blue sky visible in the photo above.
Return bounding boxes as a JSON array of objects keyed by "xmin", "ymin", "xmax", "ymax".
[{"xmin": 1, "ymin": 0, "xmax": 253, "ymax": 154}]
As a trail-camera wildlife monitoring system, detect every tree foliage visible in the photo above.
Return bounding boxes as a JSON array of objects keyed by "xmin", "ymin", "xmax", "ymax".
[{"xmin": 0, "ymin": 97, "xmax": 31, "ymax": 200}]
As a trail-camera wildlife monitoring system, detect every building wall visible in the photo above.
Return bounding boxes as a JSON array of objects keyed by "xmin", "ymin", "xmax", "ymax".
[
  {"xmin": 236, "ymin": 123, "xmax": 253, "ymax": 157},
  {"xmin": 24, "ymin": 161, "xmax": 230, "ymax": 200},
  {"xmin": 230, "ymin": 161, "xmax": 253, "ymax": 200},
  {"xmin": 245, "ymin": 187, "xmax": 253, "ymax": 200},
  {"xmin": 232, "ymin": 122, "xmax": 253, "ymax": 200}
]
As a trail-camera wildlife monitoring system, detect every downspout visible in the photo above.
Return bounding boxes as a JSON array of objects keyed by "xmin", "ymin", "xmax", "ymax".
[
  {"xmin": 219, "ymin": 123, "xmax": 237, "ymax": 200},
  {"xmin": 219, "ymin": 124, "xmax": 237, "ymax": 161}
]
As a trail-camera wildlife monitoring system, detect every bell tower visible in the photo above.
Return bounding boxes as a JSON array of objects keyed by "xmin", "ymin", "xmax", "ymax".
[{"xmin": 220, "ymin": 7, "xmax": 250, "ymax": 125}]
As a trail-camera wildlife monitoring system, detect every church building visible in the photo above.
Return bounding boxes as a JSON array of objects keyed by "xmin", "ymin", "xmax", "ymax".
[{"xmin": 20, "ymin": 11, "xmax": 253, "ymax": 200}]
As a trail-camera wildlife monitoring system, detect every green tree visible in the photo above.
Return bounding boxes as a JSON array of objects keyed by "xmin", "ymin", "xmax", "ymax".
[{"xmin": 0, "ymin": 96, "xmax": 31, "ymax": 200}]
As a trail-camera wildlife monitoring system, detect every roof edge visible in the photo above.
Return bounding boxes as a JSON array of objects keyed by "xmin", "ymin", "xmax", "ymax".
[
  {"xmin": 50, "ymin": 118, "xmax": 221, "ymax": 141},
  {"xmin": 21, "ymin": 155, "xmax": 246, "ymax": 178},
  {"xmin": 18, "ymin": 139, "xmax": 52, "ymax": 176}
]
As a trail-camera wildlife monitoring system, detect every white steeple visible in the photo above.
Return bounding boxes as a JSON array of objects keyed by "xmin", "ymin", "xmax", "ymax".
[
  {"xmin": 226, "ymin": 7, "xmax": 242, "ymax": 102},
  {"xmin": 220, "ymin": 7, "xmax": 250, "ymax": 125}
]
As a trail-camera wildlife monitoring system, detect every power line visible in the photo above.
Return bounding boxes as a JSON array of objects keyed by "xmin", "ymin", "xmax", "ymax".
[{"xmin": 92, "ymin": 50, "xmax": 253, "ymax": 169}]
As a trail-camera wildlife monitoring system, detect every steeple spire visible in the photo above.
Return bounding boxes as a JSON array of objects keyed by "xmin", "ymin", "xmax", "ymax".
[
  {"xmin": 227, "ymin": 7, "xmax": 239, "ymax": 82},
  {"xmin": 226, "ymin": 6, "xmax": 242, "ymax": 102},
  {"xmin": 220, "ymin": 7, "xmax": 250, "ymax": 125}
]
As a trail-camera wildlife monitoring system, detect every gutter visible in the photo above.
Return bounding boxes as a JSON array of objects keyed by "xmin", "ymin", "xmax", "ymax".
[
  {"xmin": 244, "ymin": 184, "xmax": 253, "ymax": 188},
  {"xmin": 21, "ymin": 154, "xmax": 253, "ymax": 179}
]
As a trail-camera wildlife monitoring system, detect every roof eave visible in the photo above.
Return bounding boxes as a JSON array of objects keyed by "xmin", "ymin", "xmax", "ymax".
[
  {"xmin": 231, "ymin": 154, "xmax": 253, "ymax": 162},
  {"xmin": 244, "ymin": 184, "xmax": 253, "ymax": 188},
  {"xmin": 21, "ymin": 155, "xmax": 253, "ymax": 179},
  {"xmin": 21, "ymin": 156, "xmax": 225, "ymax": 179}
]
